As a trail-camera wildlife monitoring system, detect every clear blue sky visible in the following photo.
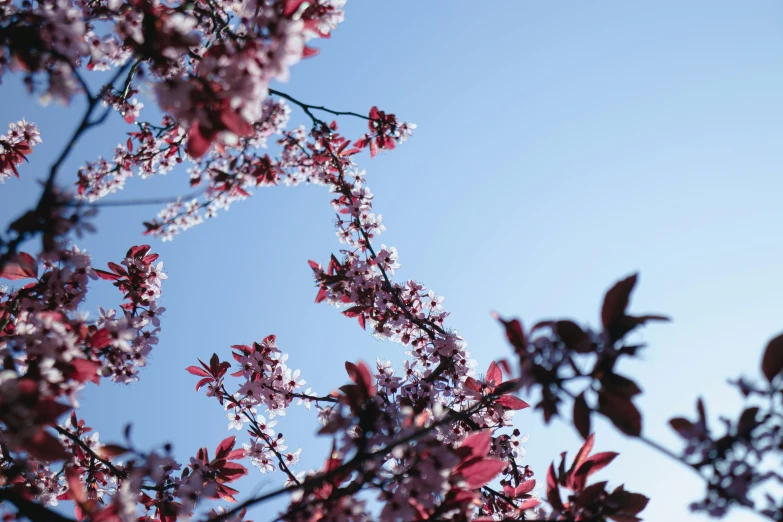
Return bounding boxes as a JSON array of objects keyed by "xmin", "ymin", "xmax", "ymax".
[{"xmin": 2, "ymin": 2, "xmax": 782, "ymax": 520}]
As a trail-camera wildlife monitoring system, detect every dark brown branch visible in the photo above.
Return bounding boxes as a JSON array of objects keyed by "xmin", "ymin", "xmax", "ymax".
[
  {"xmin": 269, "ymin": 89, "xmax": 371, "ymax": 127},
  {"xmin": 54, "ymin": 425, "xmax": 128, "ymax": 479}
]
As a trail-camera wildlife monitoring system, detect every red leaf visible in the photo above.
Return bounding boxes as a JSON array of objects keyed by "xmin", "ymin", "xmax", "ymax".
[
  {"xmin": 186, "ymin": 366, "xmax": 211, "ymax": 377},
  {"xmin": 0, "ymin": 252, "xmax": 38, "ymax": 280},
  {"xmin": 345, "ymin": 361, "xmax": 375, "ymax": 397},
  {"xmin": 186, "ymin": 122, "xmax": 212, "ymax": 158},
  {"xmin": 571, "ymin": 433, "xmax": 595, "ymax": 475},
  {"xmin": 226, "ymin": 449, "xmax": 245, "ymax": 460},
  {"xmin": 70, "ymin": 359, "xmax": 101, "ymax": 385},
  {"xmin": 97, "ymin": 444, "xmax": 129, "ymax": 459},
  {"xmin": 519, "ymin": 498, "xmax": 541, "ymax": 510},
  {"xmin": 513, "ymin": 479, "xmax": 536, "ymax": 496},
  {"xmin": 761, "ymin": 332, "xmax": 783, "ymax": 383},
  {"xmin": 458, "ymin": 457, "xmax": 505, "ymax": 488},
  {"xmin": 35, "ymin": 399, "xmax": 72, "ymax": 425},
  {"xmin": 215, "ymin": 483, "xmax": 240, "ymax": 503},
  {"xmin": 94, "ymin": 269, "xmax": 121, "ymax": 281},
  {"xmin": 546, "ymin": 462, "xmax": 564, "ymax": 510},
  {"xmin": 493, "ymin": 313, "xmax": 526, "ymax": 353},
  {"xmin": 14, "ymin": 141, "xmax": 32, "ymax": 155},
  {"xmin": 575, "ymin": 451, "xmax": 618, "ymax": 480},
  {"xmin": 314, "ymin": 287, "xmax": 327, "ymax": 304},
  {"xmin": 218, "ymin": 462, "xmax": 247, "ymax": 482},
  {"xmin": 107, "ymin": 261, "xmax": 128, "ymax": 275},
  {"xmin": 486, "ymin": 361, "xmax": 502, "ymax": 386},
  {"xmin": 456, "ymin": 430, "xmax": 493, "ymax": 461},
  {"xmin": 498, "ymin": 359, "xmax": 513, "ymax": 375},
  {"xmin": 23, "ymin": 430, "xmax": 69, "ymax": 461},
  {"xmin": 496, "ymin": 395, "xmax": 530, "ymax": 410},
  {"xmin": 220, "ymin": 109, "xmax": 254, "ymax": 138},
  {"xmin": 342, "ymin": 306, "xmax": 364, "ymax": 318},
  {"xmin": 464, "ymin": 377, "xmax": 482, "ymax": 392},
  {"xmin": 66, "ymin": 466, "xmax": 86, "ymax": 504},
  {"xmin": 282, "ymin": 0, "xmax": 307, "ymax": 16},
  {"xmin": 90, "ymin": 328, "xmax": 112, "ymax": 349},
  {"xmin": 215, "ymin": 436, "xmax": 236, "ymax": 460}
]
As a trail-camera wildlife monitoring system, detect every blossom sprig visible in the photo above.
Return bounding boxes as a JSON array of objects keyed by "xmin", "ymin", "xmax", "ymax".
[
  {"xmin": 0, "ymin": 120, "xmax": 41, "ymax": 182},
  {"xmin": 188, "ymin": 337, "xmax": 315, "ymax": 486},
  {"xmin": 0, "ymin": 244, "xmax": 165, "ymax": 469}
]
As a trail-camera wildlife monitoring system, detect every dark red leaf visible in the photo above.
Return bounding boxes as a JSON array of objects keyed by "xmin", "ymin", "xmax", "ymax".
[
  {"xmin": 669, "ymin": 417, "xmax": 694, "ymax": 439},
  {"xmin": 761, "ymin": 332, "xmax": 783, "ymax": 383},
  {"xmin": 575, "ymin": 451, "xmax": 618, "ymax": 480},
  {"xmin": 600, "ymin": 373, "xmax": 642, "ymax": 399},
  {"xmin": 573, "ymin": 392, "xmax": 591, "ymax": 440},
  {"xmin": 546, "ymin": 462, "xmax": 564, "ymax": 510},
  {"xmin": 568, "ymin": 432, "xmax": 595, "ymax": 481},
  {"xmin": 601, "ymin": 273, "xmax": 638, "ymax": 331},
  {"xmin": 556, "ymin": 320, "xmax": 592, "ymax": 353},
  {"xmin": 737, "ymin": 407, "xmax": 760, "ymax": 438},
  {"xmin": 598, "ymin": 392, "xmax": 642, "ymax": 437},
  {"xmin": 23, "ymin": 430, "xmax": 69, "ymax": 461},
  {"xmin": 493, "ymin": 313, "xmax": 526, "ymax": 353},
  {"xmin": 95, "ymin": 269, "xmax": 121, "ymax": 281},
  {"xmin": 493, "ymin": 379, "xmax": 521, "ymax": 395},
  {"xmin": 97, "ymin": 444, "xmax": 129, "ymax": 459},
  {"xmin": 345, "ymin": 361, "xmax": 375, "ymax": 397}
]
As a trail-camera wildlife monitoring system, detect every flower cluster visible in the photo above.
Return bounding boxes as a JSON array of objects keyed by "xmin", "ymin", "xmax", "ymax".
[
  {"xmin": 0, "ymin": 120, "xmax": 41, "ymax": 181},
  {"xmin": 188, "ymin": 337, "xmax": 309, "ymax": 484}
]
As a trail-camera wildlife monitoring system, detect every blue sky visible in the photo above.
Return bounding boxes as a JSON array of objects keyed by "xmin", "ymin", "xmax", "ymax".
[{"xmin": 2, "ymin": 2, "xmax": 782, "ymax": 520}]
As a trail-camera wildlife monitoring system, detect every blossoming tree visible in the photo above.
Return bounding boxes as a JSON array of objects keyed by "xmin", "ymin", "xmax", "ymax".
[{"xmin": 1, "ymin": 1, "xmax": 781, "ymax": 521}]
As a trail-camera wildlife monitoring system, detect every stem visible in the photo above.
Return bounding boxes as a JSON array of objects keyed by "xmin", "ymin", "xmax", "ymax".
[{"xmin": 269, "ymin": 89, "xmax": 371, "ymax": 127}]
